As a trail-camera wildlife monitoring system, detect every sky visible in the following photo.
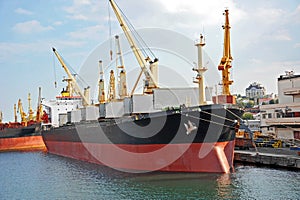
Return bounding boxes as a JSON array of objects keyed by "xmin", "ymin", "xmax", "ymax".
[{"xmin": 0, "ymin": 0, "xmax": 300, "ymax": 122}]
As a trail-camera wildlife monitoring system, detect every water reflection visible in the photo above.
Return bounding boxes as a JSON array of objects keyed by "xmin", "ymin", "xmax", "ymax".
[
  {"xmin": 216, "ymin": 173, "xmax": 236, "ymax": 199},
  {"xmin": 1, "ymin": 152, "xmax": 299, "ymax": 200}
]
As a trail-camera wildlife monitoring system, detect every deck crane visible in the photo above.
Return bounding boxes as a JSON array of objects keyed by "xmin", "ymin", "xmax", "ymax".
[
  {"xmin": 218, "ymin": 9, "xmax": 234, "ymax": 97},
  {"xmin": 108, "ymin": 70, "xmax": 116, "ymax": 101},
  {"xmin": 14, "ymin": 104, "xmax": 17, "ymax": 123},
  {"xmin": 52, "ymin": 47, "xmax": 90, "ymax": 106},
  {"xmin": 115, "ymin": 35, "xmax": 128, "ymax": 99},
  {"xmin": 17, "ymin": 99, "xmax": 27, "ymax": 126},
  {"xmin": 98, "ymin": 60, "xmax": 106, "ymax": 104},
  {"xmin": 35, "ymin": 87, "xmax": 43, "ymax": 122},
  {"xmin": 193, "ymin": 34, "xmax": 207, "ymax": 105},
  {"xmin": 109, "ymin": 0, "xmax": 159, "ymax": 94},
  {"xmin": 27, "ymin": 93, "xmax": 34, "ymax": 121}
]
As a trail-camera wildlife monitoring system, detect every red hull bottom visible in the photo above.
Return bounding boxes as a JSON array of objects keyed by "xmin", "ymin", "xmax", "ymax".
[
  {"xmin": 45, "ymin": 140, "xmax": 235, "ymax": 173},
  {"xmin": 0, "ymin": 136, "xmax": 46, "ymax": 152}
]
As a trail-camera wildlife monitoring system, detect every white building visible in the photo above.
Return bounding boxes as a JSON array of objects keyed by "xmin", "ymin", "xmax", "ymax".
[
  {"xmin": 260, "ymin": 71, "xmax": 300, "ymax": 140},
  {"xmin": 245, "ymin": 82, "xmax": 266, "ymax": 99}
]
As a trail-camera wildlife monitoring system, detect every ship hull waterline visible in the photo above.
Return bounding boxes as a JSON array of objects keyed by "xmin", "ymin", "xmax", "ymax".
[
  {"xmin": 42, "ymin": 105, "xmax": 242, "ymax": 173},
  {"xmin": 0, "ymin": 135, "xmax": 46, "ymax": 152},
  {"xmin": 45, "ymin": 140, "xmax": 235, "ymax": 173},
  {"xmin": 0, "ymin": 123, "xmax": 46, "ymax": 152}
]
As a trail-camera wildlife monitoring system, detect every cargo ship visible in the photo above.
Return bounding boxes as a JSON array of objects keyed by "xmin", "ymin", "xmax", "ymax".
[
  {"xmin": 0, "ymin": 89, "xmax": 46, "ymax": 152},
  {"xmin": 41, "ymin": 1, "xmax": 243, "ymax": 173}
]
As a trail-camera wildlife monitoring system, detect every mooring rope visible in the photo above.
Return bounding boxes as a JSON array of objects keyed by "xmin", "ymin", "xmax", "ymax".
[
  {"xmin": 184, "ymin": 113, "xmax": 236, "ymax": 129},
  {"xmin": 200, "ymin": 110, "xmax": 237, "ymax": 123}
]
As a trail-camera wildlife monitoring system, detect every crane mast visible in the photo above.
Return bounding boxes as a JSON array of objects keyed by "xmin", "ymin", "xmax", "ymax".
[
  {"xmin": 17, "ymin": 99, "xmax": 27, "ymax": 126},
  {"xmin": 108, "ymin": 70, "xmax": 116, "ymax": 101},
  {"xmin": 52, "ymin": 47, "xmax": 90, "ymax": 106},
  {"xmin": 218, "ymin": 9, "xmax": 233, "ymax": 96},
  {"xmin": 115, "ymin": 35, "xmax": 128, "ymax": 99},
  {"xmin": 36, "ymin": 87, "xmax": 43, "ymax": 122},
  {"xmin": 28, "ymin": 93, "xmax": 34, "ymax": 121},
  {"xmin": 193, "ymin": 34, "xmax": 207, "ymax": 105},
  {"xmin": 14, "ymin": 104, "xmax": 17, "ymax": 123},
  {"xmin": 109, "ymin": 0, "xmax": 159, "ymax": 94},
  {"xmin": 98, "ymin": 60, "xmax": 106, "ymax": 104}
]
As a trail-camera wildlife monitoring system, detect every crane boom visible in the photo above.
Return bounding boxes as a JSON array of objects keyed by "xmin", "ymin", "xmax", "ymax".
[
  {"xmin": 109, "ymin": 0, "xmax": 158, "ymax": 93},
  {"xmin": 218, "ymin": 9, "xmax": 233, "ymax": 96},
  {"xmin": 52, "ymin": 47, "xmax": 90, "ymax": 106}
]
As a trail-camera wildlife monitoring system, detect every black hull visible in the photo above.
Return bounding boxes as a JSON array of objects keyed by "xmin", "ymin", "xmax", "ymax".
[
  {"xmin": 42, "ymin": 104, "xmax": 243, "ymax": 172},
  {"xmin": 0, "ymin": 123, "xmax": 41, "ymax": 139},
  {"xmin": 43, "ymin": 105, "xmax": 242, "ymax": 145}
]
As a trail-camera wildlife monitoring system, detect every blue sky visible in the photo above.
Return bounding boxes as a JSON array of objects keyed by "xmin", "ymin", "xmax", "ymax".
[{"xmin": 0, "ymin": 0, "xmax": 300, "ymax": 122}]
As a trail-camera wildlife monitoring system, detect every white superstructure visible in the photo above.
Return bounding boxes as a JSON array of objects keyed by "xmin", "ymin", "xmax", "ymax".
[{"xmin": 42, "ymin": 96, "xmax": 83, "ymax": 127}]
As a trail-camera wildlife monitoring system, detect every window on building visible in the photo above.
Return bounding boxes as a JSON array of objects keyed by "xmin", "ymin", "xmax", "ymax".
[{"xmin": 268, "ymin": 113, "xmax": 272, "ymax": 118}]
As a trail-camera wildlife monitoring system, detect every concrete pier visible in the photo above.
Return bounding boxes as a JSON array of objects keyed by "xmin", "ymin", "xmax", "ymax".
[{"xmin": 234, "ymin": 148, "xmax": 300, "ymax": 170}]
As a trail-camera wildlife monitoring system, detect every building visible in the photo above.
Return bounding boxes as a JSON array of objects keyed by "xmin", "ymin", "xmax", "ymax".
[
  {"xmin": 245, "ymin": 82, "xmax": 266, "ymax": 99},
  {"xmin": 260, "ymin": 71, "xmax": 300, "ymax": 140}
]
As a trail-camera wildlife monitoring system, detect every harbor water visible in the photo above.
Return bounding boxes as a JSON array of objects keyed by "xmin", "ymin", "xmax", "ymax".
[{"xmin": 0, "ymin": 152, "xmax": 299, "ymax": 200}]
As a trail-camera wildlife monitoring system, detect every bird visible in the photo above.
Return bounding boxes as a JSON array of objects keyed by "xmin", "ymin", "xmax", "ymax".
[{"xmin": 184, "ymin": 120, "xmax": 197, "ymax": 135}]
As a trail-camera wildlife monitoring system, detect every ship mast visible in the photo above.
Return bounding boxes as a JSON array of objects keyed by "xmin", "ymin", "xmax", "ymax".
[
  {"xmin": 0, "ymin": 111, "xmax": 2, "ymax": 123},
  {"xmin": 35, "ymin": 87, "xmax": 43, "ymax": 122},
  {"xmin": 193, "ymin": 34, "xmax": 207, "ymax": 105},
  {"xmin": 115, "ymin": 35, "xmax": 128, "ymax": 99},
  {"xmin": 108, "ymin": 70, "xmax": 116, "ymax": 101},
  {"xmin": 109, "ymin": 0, "xmax": 159, "ymax": 94},
  {"xmin": 218, "ymin": 9, "xmax": 233, "ymax": 96},
  {"xmin": 17, "ymin": 99, "xmax": 27, "ymax": 126},
  {"xmin": 52, "ymin": 47, "xmax": 90, "ymax": 106},
  {"xmin": 14, "ymin": 104, "xmax": 17, "ymax": 123},
  {"xmin": 28, "ymin": 93, "xmax": 34, "ymax": 121},
  {"xmin": 98, "ymin": 60, "xmax": 106, "ymax": 104}
]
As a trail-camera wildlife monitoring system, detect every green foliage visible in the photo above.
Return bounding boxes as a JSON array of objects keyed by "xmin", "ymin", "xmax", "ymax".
[{"xmin": 242, "ymin": 112, "xmax": 254, "ymax": 120}]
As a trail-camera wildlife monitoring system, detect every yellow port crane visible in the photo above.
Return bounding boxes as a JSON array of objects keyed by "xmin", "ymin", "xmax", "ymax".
[
  {"xmin": 52, "ymin": 47, "xmax": 90, "ymax": 107},
  {"xmin": 218, "ymin": 9, "xmax": 234, "ymax": 96},
  {"xmin": 17, "ymin": 99, "xmax": 27, "ymax": 126},
  {"xmin": 109, "ymin": 0, "xmax": 159, "ymax": 94}
]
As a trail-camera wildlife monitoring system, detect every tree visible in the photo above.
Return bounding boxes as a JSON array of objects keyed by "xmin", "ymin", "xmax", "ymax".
[
  {"xmin": 242, "ymin": 112, "xmax": 254, "ymax": 120},
  {"xmin": 245, "ymin": 100, "xmax": 255, "ymax": 108}
]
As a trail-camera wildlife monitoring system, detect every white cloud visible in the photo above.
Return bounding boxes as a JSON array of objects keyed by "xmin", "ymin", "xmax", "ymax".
[
  {"xmin": 0, "ymin": 40, "xmax": 85, "ymax": 63},
  {"xmin": 64, "ymin": 0, "xmax": 101, "ymax": 21},
  {"xmin": 155, "ymin": 0, "xmax": 245, "ymax": 26},
  {"xmin": 14, "ymin": 8, "xmax": 33, "ymax": 15},
  {"xmin": 268, "ymin": 29, "xmax": 292, "ymax": 41},
  {"xmin": 67, "ymin": 25, "xmax": 105, "ymax": 40},
  {"xmin": 12, "ymin": 20, "xmax": 54, "ymax": 34},
  {"xmin": 53, "ymin": 21, "xmax": 63, "ymax": 26},
  {"xmin": 254, "ymin": 7, "xmax": 285, "ymax": 24}
]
